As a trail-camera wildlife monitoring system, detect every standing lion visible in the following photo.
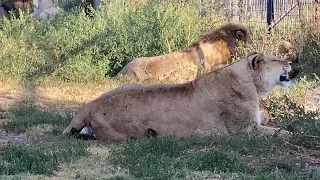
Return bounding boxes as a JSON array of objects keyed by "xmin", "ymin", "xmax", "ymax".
[{"xmin": 115, "ymin": 23, "xmax": 253, "ymax": 83}]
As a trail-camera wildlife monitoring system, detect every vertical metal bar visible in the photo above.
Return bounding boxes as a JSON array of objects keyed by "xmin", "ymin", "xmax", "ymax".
[
  {"xmin": 297, "ymin": 0, "xmax": 303, "ymax": 22},
  {"xmin": 267, "ymin": 0, "xmax": 274, "ymax": 34}
]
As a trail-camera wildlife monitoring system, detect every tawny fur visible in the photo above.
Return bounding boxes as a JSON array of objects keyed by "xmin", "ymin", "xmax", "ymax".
[
  {"xmin": 277, "ymin": 40, "xmax": 299, "ymax": 78},
  {"xmin": 63, "ymin": 53, "xmax": 293, "ymax": 142},
  {"xmin": 278, "ymin": 40, "xmax": 298, "ymax": 63},
  {"xmin": 115, "ymin": 23, "xmax": 253, "ymax": 83},
  {"xmin": 259, "ymin": 40, "xmax": 299, "ymax": 125},
  {"xmin": 260, "ymin": 41, "xmax": 299, "ymax": 125},
  {"xmin": 0, "ymin": 0, "xmax": 34, "ymax": 20}
]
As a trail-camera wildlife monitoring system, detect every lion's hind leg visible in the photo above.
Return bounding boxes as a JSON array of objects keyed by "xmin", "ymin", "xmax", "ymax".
[{"xmin": 62, "ymin": 114, "xmax": 88, "ymax": 136}]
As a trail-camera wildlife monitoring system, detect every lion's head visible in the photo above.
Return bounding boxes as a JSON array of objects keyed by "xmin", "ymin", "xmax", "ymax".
[
  {"xmin": 188, "ymin": 23, "xmax": 253, "ymax": 51},
  {"xmin": 248, "ymin": 52, "xmax": 292, "ymax": 97}
]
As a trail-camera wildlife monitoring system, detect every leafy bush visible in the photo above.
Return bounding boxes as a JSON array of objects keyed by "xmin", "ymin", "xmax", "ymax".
[
  {"xmin": 0, "ymin": 0, "xmax": 222, "ymax": 83},
  {"xmin": 299, "ymin": 42, "xmax": 320, "ymax": 79}
]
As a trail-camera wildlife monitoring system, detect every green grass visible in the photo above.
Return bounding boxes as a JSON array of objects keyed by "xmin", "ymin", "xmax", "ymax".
[
  {"xmin": 1, "ymin": 104, "xmax": 71, "ymax": 133},
  {"xmin": 108, "ymin": 134, "xmax": 319, "ymax": 179},
  {"xmin": 265, "ymin": 76, "xmax": 320, "ymax": 151},
  {"xmin": 269, "ymin": 95, "xmax": 320, "ymax": 151},
  {"xmin": 1, "ymin": 103, "xmax": 318, "ymax": 179},
  {"xmin": 0, "ymin": 0, "xmax": 223, "ymax": 83},
  {"xmin": 0, "ymin": 0, "xmax": 318, "ymax": 84},
  {"xmin": 0, "ymin": 80, "xmax": 319, "ymax": 179},
  {"xmin": 0, "ymin": 105, "xmax": 90, "ymax": 176},
  {"xmin": 0, "ymin": 0, "xmax": 319, "ymax": 179},
  {"xmin": 0, "ymin": 140, "xmax": 89, "ymax": 175},
  {"xmin": 300, "ymin": 42, "xmax": 320, "ymax": 79}
]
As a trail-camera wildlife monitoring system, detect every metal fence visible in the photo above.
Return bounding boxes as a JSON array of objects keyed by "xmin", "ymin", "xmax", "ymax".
[
  {"xmin": 220, "ymin": 0, "xmax": 319, "ymax": 34},
  {"xmin": 106, "ymin": 0, "xmax": 319, "ymax": 34}
]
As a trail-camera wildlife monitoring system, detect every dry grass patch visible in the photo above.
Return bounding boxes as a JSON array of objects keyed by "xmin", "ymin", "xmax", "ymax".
[
  {"xmin": 53, "ymin": 145, "xmax": 131, "ymax": 179},
  {"xmin": 0, "ymin": 80, "xmax": 23, "ymax": 109},
  {"xmin": 0, "ymin": 79, "xmax": 127, "ymax": 114}
]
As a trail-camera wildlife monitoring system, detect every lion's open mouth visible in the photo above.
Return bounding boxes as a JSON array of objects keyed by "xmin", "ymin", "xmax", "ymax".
[
  {"xmin": 280, "ymin": 65, "xmax": 292, "ymax": 82},
  {"xmin": 279, "ymin": 73, "xmax": 290, "ymax": 82}
]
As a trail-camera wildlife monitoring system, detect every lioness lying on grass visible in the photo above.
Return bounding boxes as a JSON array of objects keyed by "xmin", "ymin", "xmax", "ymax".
[{"xmin": 63, "ymin": 52, "xmax": 293, "ymax": 142}]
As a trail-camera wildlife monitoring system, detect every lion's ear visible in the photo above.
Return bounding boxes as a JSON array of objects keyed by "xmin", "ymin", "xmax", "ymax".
[
  {"xmin": 235, "ymin": 30, "xmax": 245, "ymax": 40},
  {"xmin": 251, "ymin": 53, "xmax": 265, "ymax": 70}
]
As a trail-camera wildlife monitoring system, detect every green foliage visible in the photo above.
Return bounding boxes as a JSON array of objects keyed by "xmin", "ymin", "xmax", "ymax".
[
  {"xmin": 0, "ymin": 1, "xmax": 319, "ymax": 179},
  {"xmin": 0, "ymin": 0, "xmax": 317, "ymax": 83},
  {"xmin": 269, "ymin": 95, "xmax": 320, "ymax": 150},
  {"xmin": 268, "ymin": 77, "xmax": 320, "ymax": 150},
  {"xmin": 299, "ymin": 42, "xmax": 320, "ymax": 79},
  {"xmin": 0, "ymin": 0, "xmax": 220, "ymax": 83}
]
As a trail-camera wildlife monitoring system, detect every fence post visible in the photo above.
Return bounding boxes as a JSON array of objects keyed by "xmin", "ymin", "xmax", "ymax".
[
  {"xmin": 315, "ymin": 0, "xmax": 320, "ymax": 24},
  {"xmin": 297, "ymin": 0, "xmax": 304, "ymax": 22},
  {"xmin": 267, "ymin": 0, "xmax": 274, "ymax": 35},
  {"xmin": 238, "ymin": 0, "xmax": 244, "ymax": 23}
]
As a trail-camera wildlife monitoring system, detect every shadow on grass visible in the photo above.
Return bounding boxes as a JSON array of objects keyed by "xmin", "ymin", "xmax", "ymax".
[
  {"xmin": 1, "ymin": 104, "xmax": 72, "ymax": 134},
  {"xmin": 0, "ymin": 138, "xmax": 90, "ymax": 176},
  {"xmin": 0, "ymin": 104, "xmax": 92, "ymax": 176}
]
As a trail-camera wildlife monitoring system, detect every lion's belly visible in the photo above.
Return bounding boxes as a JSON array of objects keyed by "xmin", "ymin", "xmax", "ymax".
[
  {"xmin": 143, "ymin": 104, "xmax": 227, "ymax": 137},
  {"xmin": 92, "ymin": 97, "xmax": 229, "ymax": 141},
  {"xmin": 90, "ymin": 86, "xmax": 257, "ymax": 142}
]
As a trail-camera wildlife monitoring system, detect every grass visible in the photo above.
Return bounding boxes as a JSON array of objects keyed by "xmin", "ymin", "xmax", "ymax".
[
  {"xmin": 2, "ymin": 0, "xmax": 315, "ymax": 84},
  {"xmin": 0, "ymin": 106, "xmax": 90, "ymax": 177},
  {"xmin": 0, "ymin": 106, "xmax": 91, "ymax": 177},
  {"xmin": 0, "ymin": 81, "xmax": 319, "ymax": 179},
  {"xmin": 0, "ymin": 0, "xmax": 223, "ymax": 83},
  {"xmin": 0, "ymin": 140, "xmax": 89, "ymax": 175},
  {"xmin": 0, "ymin": 0, "xmax": 319, "ymax": 179},
  {"xmin": 0, "ymin": 88, "xmax": 319, "ymax": 179},
  {"xmin": 1, "ymin": 104, "xmax": 71, "ymax": 133},
  {"xmin": 108, "ymin": 134, "xmax": 319, "ymax": 179}
]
